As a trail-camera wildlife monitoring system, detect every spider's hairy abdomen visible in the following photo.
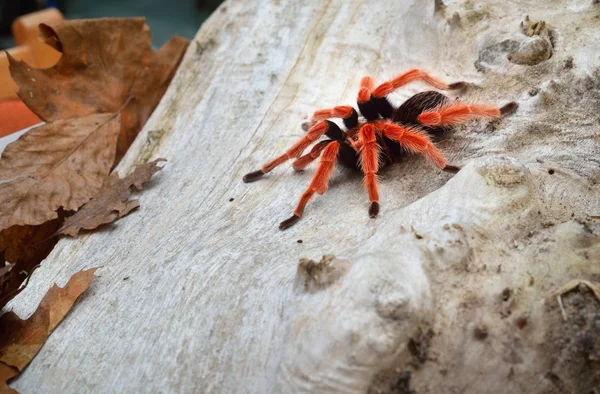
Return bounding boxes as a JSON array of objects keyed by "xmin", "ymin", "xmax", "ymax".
[
  {"xmin": 378, "ymin": 90, "xmax": 451, "ymax": 163},
  {"xmin": 394, "ymin": 91, "xmax": 449, "ymax": 131},
  {"xmin": 337, "ymin": 91, "xmax": 452, "ymax": 171}
]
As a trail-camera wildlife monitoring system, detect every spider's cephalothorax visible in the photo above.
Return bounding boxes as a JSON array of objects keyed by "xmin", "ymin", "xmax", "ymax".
[{"xmin": 243, "ymin": 69, "xmax": 518, "ymax": 230}]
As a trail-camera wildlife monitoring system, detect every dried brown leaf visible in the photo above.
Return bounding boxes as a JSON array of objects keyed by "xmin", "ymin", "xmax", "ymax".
[
  {"xmin": 0, "ymin": 267, "xmax": 98, "ymax": 391},
  {"xmin": 0, "ymin": 216, "xmax": 63, "ymax": 310},
  {"xmin": 0, "ymin": 264, "xmax": 25, "ymax": 313},
  {"xmin": 58, "ymin": 159, "xmax": 166, "ymax": 236},
  {"xmin": 8, "ymin": 18, "xmax": 189, "ymax": 161},
  {"xmin": 0, "ymin": 113, "xmax": 120, "ymax": 231},
  {"xmin": 0, "ymin": 265, "xmax": 9, "ymax": 280},
  {"xmin": 0, "ymin": 364, "xmax": 18, "ymax": 394},
  {"xmin": 1, "ymin": 218, "xmax": 62, "ymax": 269}
]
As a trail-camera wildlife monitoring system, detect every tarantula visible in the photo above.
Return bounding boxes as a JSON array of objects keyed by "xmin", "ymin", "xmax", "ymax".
[{"xmin": 243, "ymin": 68, "xmax": 517, "ymax": 230}]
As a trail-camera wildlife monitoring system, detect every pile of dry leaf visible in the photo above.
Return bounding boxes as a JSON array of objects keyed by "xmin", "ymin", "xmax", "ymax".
[{"xmin": 0, "ymin": 18, "xmax": 188, "ymax": 392}]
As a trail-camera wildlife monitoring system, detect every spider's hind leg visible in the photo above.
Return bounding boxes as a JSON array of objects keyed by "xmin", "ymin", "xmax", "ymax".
[
  {"xmin": 417, "ymin": 100, "xmax": 519, "ymax": 127},
  {"xmin": 372, "ymin": 69, "xmax": 465, "ymax": 98},
  {"xmin": 358, "ymin": 70, "xmax": 464, "ymax": 121},
  {"xmin": 500, "ymin": 101, "xmax": 519, "ymax": 116},
  {"xmin": 393, "ymin": 91, "xmax": 451, "ymax": 132}
]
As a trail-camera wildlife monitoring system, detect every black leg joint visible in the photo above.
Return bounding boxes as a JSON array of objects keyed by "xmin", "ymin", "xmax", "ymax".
[
  {"xmin": 372, "ymin": 96, "xmax": 394, "ymax": 119},
  {"xmin": 324, "ymin": 120, "xmax": 345, "ymax": 141},
  {"xmin": 343, "ymin": 108, "xmax": 359, "ymax": 129},
  {"xmin": 358, "ymin": 99, "xmax": 379, "ymax": 121}
]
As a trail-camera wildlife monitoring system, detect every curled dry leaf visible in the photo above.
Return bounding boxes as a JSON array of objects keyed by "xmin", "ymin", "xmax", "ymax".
[
  {"xmin": 57, "ymin": 159, "xmax": 167, "ymax": 236},
  {"xmin": 8, "ymin": 18, "xmax": 189, "ymax": 161},
  {"xmin": 0, "ymin": 113, "xmax": 120, "ymax": 231},
  {"xmin": 0, "ymin": 268, "xmax": 98, "ymax": 392},
  {"xmin": 0, "ymin": 216, "xmax": 63, "ymax": 310},
  {"xmin": 1, "ymin": 215, "xmax": 63, "ymax": 269}
]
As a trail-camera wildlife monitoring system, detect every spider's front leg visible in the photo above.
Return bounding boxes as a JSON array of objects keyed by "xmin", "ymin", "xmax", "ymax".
[
  {"xmin": 279, "ymin": 141, "xmax": 340, "ymax": 230},
  {"xmin": 292, "ymin": 140, "xmax": 332, "ymax": 171},
  {"xmin": 356, "ymin": 124, "xmax": 381, "ymax": 218},
  {"xmin": 311, "ymin": 105, "xmax": 359, "ymax": 129},
  {"xmin": 243, "ymin": 121, "xmax": 333, "ymax": 182}
]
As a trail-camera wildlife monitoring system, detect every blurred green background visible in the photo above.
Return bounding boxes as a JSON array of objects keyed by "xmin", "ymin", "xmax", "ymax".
[{"xmin": 0, "ymin": 0, "xmax": 222, "ymax": 49}]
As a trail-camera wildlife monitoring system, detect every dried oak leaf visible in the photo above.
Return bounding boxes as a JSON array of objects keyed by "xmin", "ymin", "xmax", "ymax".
[
  {"xmin": 0, "ymin": 216, "xmax": 63, "ymax": 310},
  {"xmin": 0, "ymin": 268, "xmax": 98, "ymax": 391},
  {"xmin": 57, "ymin": 159, "xmax": 166, "ymax": 236},
  {"xmin": 0, "ymin": 113, "xmax": 120, "ymax": 231},
  {"xmin": 8, "ymin": 18, "xmax": 189, "ymax": 161},
  {"xmin": 0, "ymin": 216, "xmax": 62, "ymax": 269}
]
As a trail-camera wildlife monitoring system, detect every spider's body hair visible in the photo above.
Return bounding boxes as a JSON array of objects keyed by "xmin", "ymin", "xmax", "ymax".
[{"xmin": 334, "ymin": 91, "xmax": 450, "ymax": 172}]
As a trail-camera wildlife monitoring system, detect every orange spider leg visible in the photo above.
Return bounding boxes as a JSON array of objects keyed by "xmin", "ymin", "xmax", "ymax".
[
  {"xmin": 311, "ymin": 105, "xmax": 359, "ymax": 129},
  {"xmin": 357, "ymin": 76, "xmax": 374, "ymax": 103},
  {"xmin": 418, "ymin": 101, "xmax": 518, "ymax": 126},
  {"xmin": 280, "ymin": 141, "xmax": 341, "ymax": 229},
  {"xmin": 418, "ymin": 102, "xmax": 498, "ymax": 126},
  {"xmin": 292, "ymin": 140, "xmax": 331, "ymax": 171},
  {"xmin": 358, "ymin": 124, "xmax": 381, "ymax": 218},
  {"xmin": 243, "ymin": 121, "xmax": 330, "ymax": 182},
  {"xmin": 372, "ymin": 68, "xmax": 465, "ymax": 98},
  {"xmin": 378, "ymin": 122, "xmax": 459, "ymax": 172},
  {"xmin": 311, "ymin": 106, "xmax": 354, "ymax": 122}
]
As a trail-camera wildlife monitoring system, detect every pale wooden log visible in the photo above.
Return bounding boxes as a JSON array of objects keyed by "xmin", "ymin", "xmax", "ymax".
[{"xmin": 6, "ymin": 0, "xmax": 600, "ymax": 393}]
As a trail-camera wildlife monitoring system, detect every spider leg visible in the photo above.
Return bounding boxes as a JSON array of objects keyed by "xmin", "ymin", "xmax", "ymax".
[
  {"xmin": 356, "ymin": 71, "xmax": 462, "ymax": 120},
  {"xmin": 357, "ymin": 75, "xmax": 391, "ymax": 120},
  {"xmin": 312, "ymin": 105, "xmax": 359, "ymax": 129},
  {"xmin": 418, "ymin": 101, "xmax": 518, "ymax": 127},
  {"xmin": 280, "ymin": 141, "xmax": 340, "ymax": 230},
  {"xmin": 372, "ymin": 68, "xmax": 465, "ymax": 99},
  {"xmin": 292, "ymin": 140, "xmax": 333, "ymax": 171},
  {"xmin": 378, "ymin": 122, "xmax": 456, "ymax": 171},
  {"xmin": 357, "ymin": 76, "xmax": 374, "ymax": 103},
  {"xmin": 357, "ymin": 124, "xmax": 381, "ymax": 218},
  {"xmin": 243, "ymin": 120, "xmax": 335, "ymax": 182}
]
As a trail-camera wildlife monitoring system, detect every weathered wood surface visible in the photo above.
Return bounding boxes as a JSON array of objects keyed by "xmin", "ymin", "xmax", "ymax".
[{"xmin": 7, "ymin": 0, "xmax": 600, "ymax": 393}]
